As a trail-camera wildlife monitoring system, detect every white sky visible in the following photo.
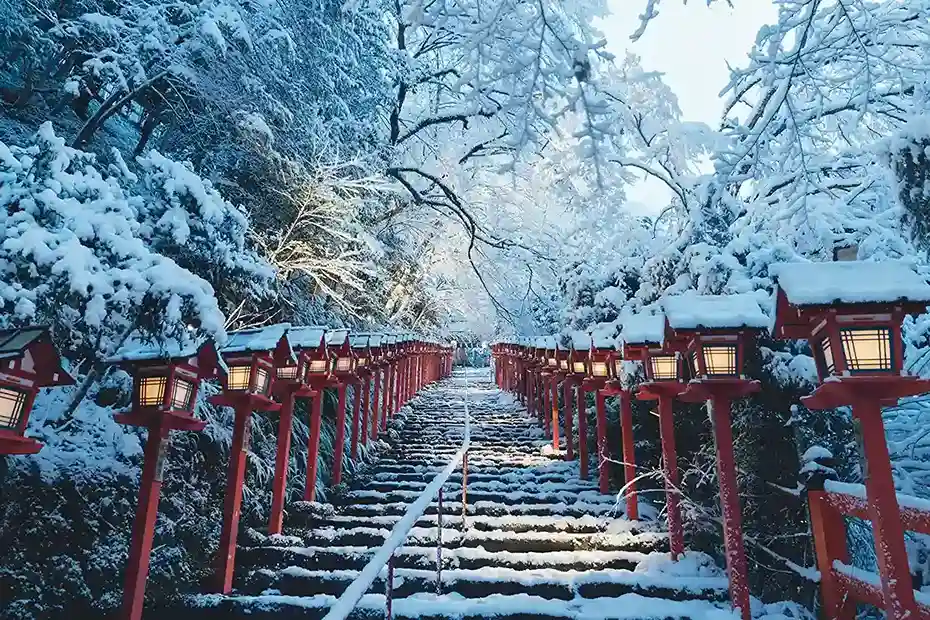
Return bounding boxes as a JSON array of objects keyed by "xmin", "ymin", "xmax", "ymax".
[{"xmin": 597, "ymin": 1, "xmax": 778, "ymax": 213}]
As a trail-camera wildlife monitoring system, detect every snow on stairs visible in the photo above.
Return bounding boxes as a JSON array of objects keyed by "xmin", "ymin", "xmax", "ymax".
[{"xmin": 186, "ymin": 370, "xmax": 733, "ymax": 620}]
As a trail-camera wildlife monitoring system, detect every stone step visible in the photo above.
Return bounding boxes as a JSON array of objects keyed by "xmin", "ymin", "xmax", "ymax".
[
  {"xmin": 287, "ymin": 513, "xmax": 636, "ymax": 535},
  {"xmin": 241, "ymin": 564, "xmax": 728, "ymax": 603}
]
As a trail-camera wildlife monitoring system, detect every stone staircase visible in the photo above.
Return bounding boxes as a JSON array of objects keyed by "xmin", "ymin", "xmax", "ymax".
[{"xmin": 184, "ymin": 370, "xmax": 733, "ymax": 619}]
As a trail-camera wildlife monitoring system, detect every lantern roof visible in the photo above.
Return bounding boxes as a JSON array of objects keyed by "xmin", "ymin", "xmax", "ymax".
[
  {"xmin": 663, "ymin": 293, "xmax": 769, "ymax": 332},
  {"xmin": 771, "ymin": 261, "xmax": 930, "ymax": 307},
  {"xmin": 590, "ymin": 326, "xmax": 617, "ymax": 350},
  {"xmin": 107, "ymin": 333, "xmax": 224, "ymax": 379},
  {"xmin": 350, "ymin": 334, "xmax": 370, "ymax": 349},
  {"xmin": 324, "ymin": 328, "xmax": 350, "ymax": 347},
  {"xmin": 536, "ymin": 336, "xmax": 558, "ymax": 350},
  {"xmin": 0, "ymin": 327, "xmax": 74, "ymax": 386},
  {"xmin": 383, "ymin": 334, "xmax": 397, "ymax": 345},
  {"xmin": 368, "ymin": 334, "xmax": 384, "ymax": 348},
  {"xmin": 286, "ymin": 325, "xmax": 327, "ymax": 350},
  {"xmin": 222, "ymin": 323, "xmax": 291, "ymax": 355},
  {"xmin": 621, "ymin": 313, "xmax": 666, "ymax": 346},
  {"xmin": 569, "ymin": 331, "xmax": 592, "ymax": 351}
]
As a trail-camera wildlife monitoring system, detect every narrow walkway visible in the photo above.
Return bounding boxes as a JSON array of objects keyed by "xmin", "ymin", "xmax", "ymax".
[{"xmin": 188, "ymin": 369, "xmax": 732, "ymax": 619}]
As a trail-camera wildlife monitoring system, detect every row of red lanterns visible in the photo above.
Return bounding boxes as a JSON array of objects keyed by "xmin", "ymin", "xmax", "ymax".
[
  {"xmin": 0, "ymin": 324, "xmax": 454, "ymax": 620},
  {"xmin": 492, "ymin": 260, "xmax": 930, "ymax": 620}
]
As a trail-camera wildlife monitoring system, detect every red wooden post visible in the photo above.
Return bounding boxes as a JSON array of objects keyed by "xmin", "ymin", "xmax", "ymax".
[
  {"xmin": 331, "ymin": 383, "xmax": 348, "ymax": 486},
  {"xmin": 370, "ymin": 368, "xmax": 381, "ymax": 441},
  {"xmin": 595, "ymin": 390, "xmax": 609, "ymax": 493},
  {"xmin": 708, "ymin": 398, "xmax": 750, "ymax": 620},
  {"xmin": 563, "ymin": 379, "xmax": 574, "ymax": 460},
  {"xmin": 808, "ymin": 490, "xmax": 854, "ymax": 620},
  {"xmin": 657, "ymin": 394, "xmax": 685, "ymax": 559},
  {"xmin": 551, "ymin": 379, "xmax": 560, "ymax": 451},
  {"xmin": 619, "ymin": 391, "xmax": 638, "ymax": 520},
  {"xmin": 527, "ymin": 372, "xmax": 535, "ymax": 419},
  {"xmin": 215, "ymin": 401, "xmax": 253, "ymax": 593},
  {"xmin": 121, "ymin": 419, "xmax": 168, "ymax": 620},
  {"xmin": 576, "ymin": 384, "xmax": 588, "ymax": 479},
  {"xmin": 304, "ymin": 390, "xmax": 324, "ymax": 502},
  {"xmin": 269, "ymin": 390, "xmax": 297, "ymax": 535},
  {"xmin": 381, "ymin": 364, "xmax": 392, "ymax": 431},
  {"xmin": 855, "ymin": 399, "xmax": 917, "ymax": 618},
  {"xmin": 350, "ymin": 379, "xmax": 365, "ymax": 459},
  {"xmin": 543, "ymin": 378, "xmax": 551, "ymax": 436}
]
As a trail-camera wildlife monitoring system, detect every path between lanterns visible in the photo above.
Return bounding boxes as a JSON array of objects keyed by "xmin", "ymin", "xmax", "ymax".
[{"xmin": 180, "ymin": 369, "xmax": 734, "ymax": 619}]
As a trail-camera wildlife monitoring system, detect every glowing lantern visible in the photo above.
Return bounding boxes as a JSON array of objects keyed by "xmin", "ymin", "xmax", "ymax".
[{"xmin": 0, "ymin": 328, "xmax": 73, "ymax": 455}]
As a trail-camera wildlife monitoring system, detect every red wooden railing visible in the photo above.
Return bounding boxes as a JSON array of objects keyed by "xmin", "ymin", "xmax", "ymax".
[{"xmin": 809, "ymin": 478, "xmax": 930, "ymax": 620}]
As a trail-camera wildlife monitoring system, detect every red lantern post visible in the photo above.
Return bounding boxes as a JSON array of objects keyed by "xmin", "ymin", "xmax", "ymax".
[
  {"xmin": 106, "ymin": 337, "xmax": 222, "ymax": 620},
  {"xmin": 624, "ymin": 313, "xmax": 685, "ymax": 558},
  {"xmin": 349, "ymin": 334, "xmax": 372, "ymax": 460},
  {"xmin": 772, "ymin": 261, "xmax": 930, "ymax": 620},
  {"xmin": 568, "ymin": 333, "xmax": 592, "ymax": 472},
  {"xmin": 369, "ymin": 334, "xmax": 384, "ymax": 441},
  {"xmin": 582, "ymin": 337, "xmax": 616, "ymax": 495},
  {"xmin": 293, "ymin": 327, "xmax": 336, "ymax": 502},
  {"xmin": 666, "ymin": 294, "xmax": 770, "ymax": 620},
  {"xmin": 0, "ymin": 328, "xmax": 73, "ymax": 455},
  {"xmin": 211, "ymin": 324, "xmax": 290, "ymax": 593},
  {"xmin": 268, "ymin": 325, "xmax": 322, "ymax": 536},
  {"xmin": 326, "ymin": 329, "xmax": 357, "ymax": 486}
]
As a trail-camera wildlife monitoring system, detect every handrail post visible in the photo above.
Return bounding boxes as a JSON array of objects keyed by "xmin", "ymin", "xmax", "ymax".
[
  {"xmin": 385, "ymin": 553, "xmax": 395, "ymax": 620},
  {"xmin": 461, "ymin": 449, "xmax": 469, "ymax": 533},
  {"xmin": 436, "ymin": 486, "xmax": 444, "ymax": 594}
]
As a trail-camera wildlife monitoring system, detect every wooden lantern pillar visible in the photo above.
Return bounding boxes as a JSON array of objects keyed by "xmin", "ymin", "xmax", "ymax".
[
  {"xmin": 349, "ymin": 334, "xmax": 372, "ymax": 460},
  {"xmin": 772, "ymin": 261, "xmax": 930, "ymax": 620},
  {"xmin": 211, "ymin": 324, "xmax": 291, "ymax": 593},
  {"xmin": 106, "ymin": 337, "xmax": 221, "ymax": 619},
  {"xmin": 325, "ymin": 329, "xmax": 357, "ymax": 486},
  {"xmin": 665, "ymin": 294, "xmax": 770, "ymax": 620},
  {"xmin": 625, "ymin": 313, "xmax": 685, "ymax": 558},
  {"xmin": 583, "ymin": 342, "xmax": 615, "ymax": 495},
  {"xmin": 292, "ymin": 327, "xmax": 337, "ymax": 503},
  {"xmin": 569, "ymin": 335, "xmax": 592, "ymax": 474},
  {"xmin": 268, "ymin": 326, "xmax": 321, "ymax": 536},
  {"xmin": 0, "ymin": 328, "xmax": 73, "ymax": 456},
  {"xmin": 369, "ymin": 335, "xmax": 384, "ymax": 442}
]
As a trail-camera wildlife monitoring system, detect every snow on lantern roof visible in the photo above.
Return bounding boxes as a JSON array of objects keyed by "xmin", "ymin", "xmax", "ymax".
[
  {"xmin": 621, "ymin": 314, "xmax": 666, "ymax": 346},
  {"xmin": 0, "ymin": 327, "xmax": 47, "ymax": 359},
  {"xmin": 325, "ymin": 328, "xmax": 350, "ymax": 347},
  {"xmin": 108, "ymin": 333, "xmax": 210, "ymax": 363},
  {"xmin": 383, "ymin": 334, "xmax": 397, "ymax": 345},
  {"xmin": 663, "ymin": 293, "xmax": 769, "ymax": 331},
  {"xmin": 368, "ymin": 334, "xmax": 384, "ymax": 348},
  {"xmin": 350, "ymin": 334, "xmax": 370, "ymax": 349},
  {"xmin": 771, "ymin": 261, "xmax": 930, "ymax": 307},
  {"xmin": 287, "ymin": 325, "xmax": 327, "ymax": 349},
  {"xmin": 569, "ymin": 331, "xmax": 592, "ymax": 351},
  {"xmin": 222, "ymin": 323, "xmax": 291, "ymax": 354},
  {"xmin": 591, "ymin": 326, "xmax": 617, "ymax": 350}
]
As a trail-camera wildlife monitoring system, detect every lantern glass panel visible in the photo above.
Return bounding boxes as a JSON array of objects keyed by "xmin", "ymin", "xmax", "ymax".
[
  {"xmin": 591, "ymin": 361, "xmax": 609, "ymax": 377},
  {"xmin": 820, "ymin": 336, "xmax": 836, "ymax": 374},
  {"xmin": 841, "ymin": 328, "xmax": 892, "ymax": 372},
  {"xmin": 277, "ymin": 365, "xmax": 299, "ymax": 380},
  {"xmin": 559, "ymin": 359, "xmax": 569, "ymax": 371},
  {"xmin": 0, "ymin": 387, "xmax": 27, "ymax": 429},
  {"xmin": 336, "ymin": 357, "xmax": 353, "ymax": 372},
  {"xmin": 701, "ymin": 344, "xmax": 738, "ymax": 376},
  {"xmin": 573, "ymin": 361, "xmax": 586, "ymax": 374},
  {"xmin": 228, "ymin": 366, "xmax": 251, "ymax": 390},
  {"xmin": 169, "ymin": 378, "xmax": 196, "ymax": 410},
  {"xmin": 255, "ymin": 367, "xmax": 271, "ymax": 394},
  {"xmin": 357, "ymin": 358, "xmax": 368, "ymax": 367},
  {"xmin": 307, "ymin": 359, "xmax": 329, "ymax": 374},
  {"xmin": 139, "ymin": 376, "xmax": 167, "ymax": 406},
  {"xmin": 548, "ymin": 357, "xmax": 557, "ymax": 367},
  {"xmin": 649, "ymin": 355, "xmax": 679, "ymax": 381}
]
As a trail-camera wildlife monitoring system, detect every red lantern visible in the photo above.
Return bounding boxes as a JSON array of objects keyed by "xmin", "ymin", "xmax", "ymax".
[
  {"xmin": 624, "ymin": 312, "xmax": 684, "ymax": 555},
  {"xmin": 773, "ymin": 260, "xmax": 930, "ymax": 620},
  {"xmin": 106, "ymin": 335, "xmax": 224, "ymax": 620},
  {"xmin": 0, "ymin": 327, "xmax": 73, "ymax": 455},
  {"xmin": 666, "ymin": 293, "xmax": 769, "ymax": 620},
  {"xmin": 211, "ymin": 324, "xmax": 290, "ymax": 594}
]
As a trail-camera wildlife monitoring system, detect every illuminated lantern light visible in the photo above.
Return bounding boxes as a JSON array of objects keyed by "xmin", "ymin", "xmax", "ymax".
[
  {"xmin": 663, "ymin": 293, "xmax": 770, "ymax": 620},
  {"xmin": 771, "ymin": 261, "xmax": 930, "ymax": 620},
  {"xmin": 0, "ymin": 328, "xmax": 73, "ymax": 455}
]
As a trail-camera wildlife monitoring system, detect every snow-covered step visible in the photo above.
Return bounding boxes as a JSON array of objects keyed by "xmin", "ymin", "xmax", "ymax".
[
  {"xmin": 236, "ymin": 544, "xmax": 653, "ymax": 573},
  {"xmin": 187, "ymin": 590, "xmax": 732, "ymax": 620},
  {"xmin": 337, "ymin": 499, "xmax": 626, "ymax": 519},
  {"xmin": 242, "ymin": 563, "xmax": 727, "ymax": 602},
  {"xmin": 288, "ymin": 513, "xmax": 640, "ymax": 535}
]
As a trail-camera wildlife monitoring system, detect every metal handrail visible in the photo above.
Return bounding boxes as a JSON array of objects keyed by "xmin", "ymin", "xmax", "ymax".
[{"xmin": 321, "ymin": 368, "xmax": 470, "ymax": 620}]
